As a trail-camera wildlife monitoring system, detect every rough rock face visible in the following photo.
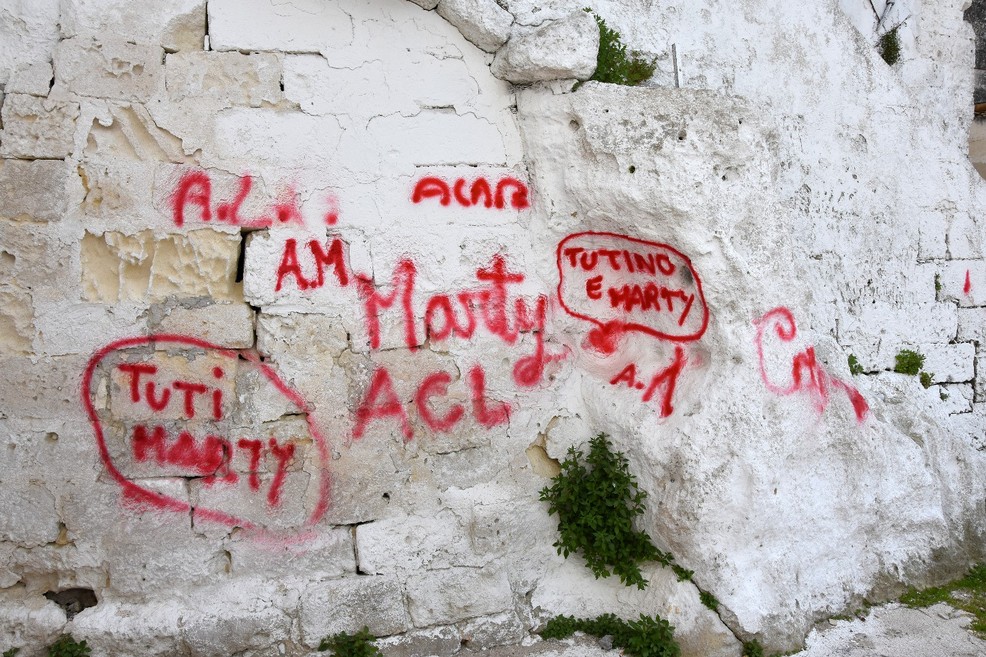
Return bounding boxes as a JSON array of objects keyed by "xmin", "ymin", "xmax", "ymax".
[{"xmin": 0, "ymin": 0, "xmax": 984, "ymax": 656}]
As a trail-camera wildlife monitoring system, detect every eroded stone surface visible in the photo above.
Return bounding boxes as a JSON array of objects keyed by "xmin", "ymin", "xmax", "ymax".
[
  {"xmin": 0, "ymin": 94, "xmax": 80, "ymax": 159},
  {"xmin": 491, "ymin": 11, "xmax": 599, "ymax": 83}
]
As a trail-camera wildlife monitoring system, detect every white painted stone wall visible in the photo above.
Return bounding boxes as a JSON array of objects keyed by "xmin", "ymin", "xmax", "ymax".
[{"xmin": 0, "ymin": 0, "xmax": 983, "ymax": 656}]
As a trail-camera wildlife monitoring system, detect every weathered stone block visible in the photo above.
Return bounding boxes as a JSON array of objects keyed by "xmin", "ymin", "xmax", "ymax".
[
  {"xmin": 6, "ymin": 61, "xmax": 53, "ymax": 96},
  {"xmin": 405, "ymin": 567, "xmax": 513, "ymax": 626},
  {"xmin": 0, "ymin": 483, "xmax": 59, "ymax": 547},
  {"xmin": 377, "ymin": 625, "xmax": 461, "ymax": 657},
  {"xmin": 208, "ymin": 0, "xmax": 352, "ymax": 52},
  {"xmin": 366, "ymin": 111, "xmax": 507, "ymax": 167},
  {"xmin": 957, "ymin": 307, "xmax": 986, "ymax": 342},
  {"xmin": 166, "ymin": 51, "xmax": 282, "ymax": 107},
  {"xmin": 53, "ymin": 37, "xmax": 164, "ymax": 103},
  {"xmin": 920, "ymin": 342, "xmax": 976, "ymax": 383},
  {"xmin": 355, "ymin": 512, "xmax": 483, "ymax": 575},
  {"xmin": 946, "ymin": 212, "xmax": 982, "ymax": 260},
  {"xmin": 81, "ymin": 229, "xmax": 241, "ymax": 303},
  {"xmin": 437, "ymin": 0, "xmax": 513, "ymax": 53},
  {"xmin": 492, "ymin": 11, "xmax": 599, "ymax": 83},
  {"xmin": 155, "ymin": 302, "xmax": 255, "ymax": 348},
  {"xmin": 939, "ymin": 259, "xmax": 986, "ymax": 307},
  {"xmin": 60, "ymin": 0, "xmax": 206, "ymax": 52},
  {"xmin": 457, "ymin": 611, "xmax": 526, "ymax": 651},
  {"xmin": 0, "ymin": 289, "xmax": 33, "ymax": 355},
  {"xmin": 0, "ymin": 94, "xmax": 80, "ymax": 159},
  {"xmin": 257, "ymin": 312, "xmax": 349, "ymax": 360},
  {"xmin": 0, "ymin": 159, "xmax": 71, "ymax": 222},
  {"xmin": 299, "ymin": 575, "xmax": 410, "ymax": 647},
  {"xmin": 224, "ymin": 526, "xmax": 355, "ymax": 579}
]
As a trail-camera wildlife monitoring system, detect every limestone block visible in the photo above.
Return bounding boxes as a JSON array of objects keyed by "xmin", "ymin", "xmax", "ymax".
[
  {"xmin": 83, "ymin": 105, "xmax": 186, "ymax": 164},
  {"xmin": 70, "ymin": 599, "xmax": 183, "ymax": 657},
  {"xmin": 0, "ymin": 483, "xmax": 59, "ymax": 547},
  {"xmin": 81, "ymin": 229, "xmax": 241, "ymax": 303},
  {"xmin": 491, "ymin": 11, "xmax": 599, "ymax": 83},
  {"xmin": 243, "ymin": 229, "xmax": 354, "ymax": 310},
  {"xmin": 155, "ymin": 303, "xmax": 255, "ymax": 348},
  {"xmin": 212, "ymin": 108, "xmax": 345, "ymax": 169},
  {"xmin": 166, "ymin": 51, "xmax": 282, "ymax": 107},
  {"xmin": 0, "ymin": 0, "xmax": 59, "ymax": 87},
  {"xmin": 6, "ymin": 61, "xmax": 53, "ymax": 96},
  {"xmin": 33, "ymin": 302, "xmax": 145, "ymax": 357},
  {"xmin": 405, "ymin": 567, "xmax": 513, "ymax": 626},
  {"xmin": 956, "ymin": 307, "xmax": 986, "ymax": 342},
  {"xmin": 939, "ymin": 259, "xmax": 986, "ymax": 307},
  {"xmin": 53, "ymin": 37, "xmax": 164, "ymax": 103},
  {"xmin": 366, "ymin": 111, "xmax": 507, "ymax": 167},
  {"xmin": 208, "ymin": 0, "xmax": 353, "ymax": 52},
  {"xmin": 0, "ymin": 597, "xmax": 66, "ymax": 656},
  {"xmin": 355, "ymin": 512, "xmax": 485, "ymax": 574},
  {"xmin": 916, "ymin": 211, "xmax": 948, "ymax": 260},
  {"xmin": 224, "ymin": 526, "xmax": 355, "ymax": 579},
  {"xmin": 0, "ymin": 355, "xmax": 90, "ymax": 421},
  {"xmin": 842, "ymin": 301, "xmax": 957, "ymax": 346},
  {"xmin": 257, "ymin": 312, "xmax": 349, "ymax": 360},
  {"xmin": 457, "ymin": 611, "xmax": 526, "ymax": 651},
  {"xmin": 946, "ymin": 212, "xmax": 982, "ymax": 259},
  {"xmin": 0, "ymin": 159, "xmax": 71, "ymax": 223},
  {"xmin": 0, "ymin": 289, "xmax": 33, "ymax": 355},
  {"xmin": 436, "ymin": 0, "xmax": 513, "ymax": 53},
  {"xmin": 977, "ymin": 354, "xmax": 986, "ymax": 402},
  {"xmin": 0, "ymin": 94, "xmax": 80, "ymax": 159},
  {"xmin": 180, "ymin": 596, "xmax": 292, "ymax": 657},
  {"xmin": 531, "ymin": 559, "xmax": 741, "ymax": 657},
  {"xmin": 100, "ymin": 509, "xmax": 232, "ymax": 596},
  {"xmin": 924, "ymin": 382, "xmax": 975, "ymax": 414},
  {"xmin": 919, "ymin": 342, "xmax": 976, "ymax": 383},
  {"xmin": 60, "ymin": 0, "xmax": 206, "ymax": 52},
  {"xmin": 299, "ymin": 575, "xmax": 410, "ymax": 647},
  {"xmin": 376, "ymin": 625, "xmax": 461, "ymax": 657}
]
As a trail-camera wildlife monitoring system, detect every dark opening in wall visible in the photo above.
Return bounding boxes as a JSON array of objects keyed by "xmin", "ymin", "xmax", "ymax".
[
  {"xmin": 964, "ymin": 0, "xmax": 986, "ymax": 177},
  {"xmin": 44, "ymin": 588, "xmax": 98, "ymax": 619}
]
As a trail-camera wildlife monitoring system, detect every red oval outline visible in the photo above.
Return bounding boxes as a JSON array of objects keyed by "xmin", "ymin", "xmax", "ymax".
[
  {"xmin": 555, "ymin": 231, "xmax": 710, "ymax": 343},
  {"xmin": 81, "ymin": 334, "xmax": 332, "ymax": 539}
]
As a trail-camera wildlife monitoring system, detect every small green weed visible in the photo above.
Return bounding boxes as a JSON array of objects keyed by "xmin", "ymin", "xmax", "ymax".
[
  {"xmin": 878, "ymin": 25, "xmax": 901, "ymax": 65},
  {"xmin": 540, "ymin": 433, "xmax": 686, "ymax": 589},
  {"xmin": 318, "ymin": 627, "xmax": 381, "ymax": 657},
  {"xmin": 919, "ymin": 371, "xmax": 934, "ymax": 389},
  {"xmin": 848, "ymin": 354, "xmax": 863, "ymax": 376},
  {"xmin": 935, "ymin": 273, "xmax": 942, "ymax": 294},
  {"xmin": 4, "ymin": 648, "xmax": 20, "ymax": 657},
  {"xmin": 540, "ymin": 613, "xmax": 679, "ymax": 657},
  {"xmin": 588, "ymin": 14, "xmax": 656, "ymax": 86},
  {"xmin": 894, "ymin": 349, "xmax": 925, "ymax": 376},
  {"xmin": 742, "ymin": 639, "xmax": 765, "ymax": 657},
  {"xmin": 900, "ymin": 564, "xmax": 986, "ymax": 635},
  {"xmin": 47, "ymin": 636, "xmax": 90, "ymax": 657},
  {"xmin": 699, "ymin": 590, "xmax": 719, "ymax": 612}
]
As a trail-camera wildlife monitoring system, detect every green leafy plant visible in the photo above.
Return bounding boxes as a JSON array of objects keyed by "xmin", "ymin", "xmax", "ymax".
[
  {"xmin": 317, "ymin": 627, "xmax": 381, "ymax": 657},
  {"xmin": 47, "ymin": 636, "xmax": 90, "ymax": 657},
  {"xmin": 919, "ymin": 371, "xmax": 934, "ymax": 389},
  {"xmin": 540, "ymin": 613, "xmax": 679, "ymax": 657},
  {"xmin": 877, "ymin": 25, "xmax": 901, "ymax": 65},
  {"xmin": 587, "ymin": 14, "xmax": 656, "ymax": 86},
  {"xmin": 540, "ymin": 433, "xmax": 686, "ymax": 589},
  {"xmin": 901, "ymin": 564, "xmax": 986, "ymax": 635},
  {"xmin": 894, "ymin": 349, "xmax": 925, "ymax": 376},
  {"xmin": 848, "ymin": 354, "xmax": 863, "ymax": 376},
  {"xmin": 742, "ymin": 639, "xmax": 765, "ymax": 657},
  {"xmin": 4, "ymin": 648, "xmax": 20, "ymax": 657},
  {"xmin": 699, "ymin": 590, "xmax": 720, "ymax": 612}
]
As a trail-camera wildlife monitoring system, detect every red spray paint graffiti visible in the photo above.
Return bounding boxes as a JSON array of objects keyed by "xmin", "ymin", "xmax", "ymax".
[
  {"xmin": 411, "ymin": 176, "xmax": 530, "ymax": 210},
  {"xmin": 607, "ymin": 347, "xmax": 688, "ymax": 418},
  {"xmin": 82, "ymin": 335, "xmax": 332, "ymax": 537},
  {"xmin": 964, "ymin": 270, "xmax": 972, "ymax": 295},
  {"xmin": 754, "ymin": 307, "xmax": 868, "ymax": 423},
  {"xmin": 171, "ymin": 169, "xmax": 339, "ymax": 229},
  {"xmin": 345, "ymin": 253, "xmax": 566, "ymax": 440},
  {"xmin": 556, "ymin": 232, "xmax": 709, "ymax": 355}
]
